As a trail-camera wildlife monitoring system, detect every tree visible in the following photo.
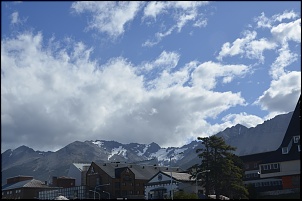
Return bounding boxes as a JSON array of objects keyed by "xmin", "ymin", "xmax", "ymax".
[{"xmin": 192, "ymin": 135, "xmax": 248, "ymax": 199}]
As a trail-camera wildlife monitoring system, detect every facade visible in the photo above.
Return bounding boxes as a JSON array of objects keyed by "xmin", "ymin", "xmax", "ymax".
[
  {"xmin": 51, "ymin": 176, "xmax": 76, "ymax": 188},
  {"xmin": 67, "ymin": 163, "xmax": 90, "ymax": 186},
  {"xmin": 145, "ymin": 171, "xmax": 197, "ymax": 199},
  {"xmin": 38, "ymin": 185, "xmax": 88, "ymax": 200},
  {"xmin": 86, "ymin": 162, "xmax": 184, "ymax": 199},
  {"xmin": 2, "ymin": 176, "xmax": 56, "ymax": 199},
  {"xmin": 240, "ymin": 95, "xmax": 300, "ymax": 197}
]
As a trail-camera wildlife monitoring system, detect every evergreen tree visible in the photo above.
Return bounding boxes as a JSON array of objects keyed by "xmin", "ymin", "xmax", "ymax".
[{"xmin": 192, "ymin": 135, "xmax": 248, "ymax": 199}]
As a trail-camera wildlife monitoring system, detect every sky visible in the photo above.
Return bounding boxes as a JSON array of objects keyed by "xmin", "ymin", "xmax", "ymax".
[{"xmin": 1, "ymin": 1, "xmax": 301, "ymax": 153}]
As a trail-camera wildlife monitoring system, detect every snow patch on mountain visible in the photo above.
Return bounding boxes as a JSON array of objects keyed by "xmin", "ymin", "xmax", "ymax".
[
  {"xmin": 92, "ymin": 140, "xmax": 104, "ymax": 148},
  {"xmin": 108, "ymin": 146, "xmax": 128, "ymax": 160}
]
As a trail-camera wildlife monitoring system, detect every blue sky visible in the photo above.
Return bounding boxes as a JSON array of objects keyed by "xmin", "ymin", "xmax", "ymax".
[{"xmin": 1, "ymin": 1, "xmax": 301, "ymax": 152}]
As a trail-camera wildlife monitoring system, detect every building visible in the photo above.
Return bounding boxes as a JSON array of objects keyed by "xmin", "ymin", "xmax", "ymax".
[
  {"xmin": 1, "ymin": 175, "xmax": 56, "ymax": 199},
  {"xmin": 145, "ymin": 171, "xmax": 197, "ymax": 199},
  {"xmin": 240, "ymin": 95, "xmax": 300, "ymax": 197},
  {"xmin": 51, "ymin": 176, "xmax": 75, "ymax": 188},
  {"xmin": 38, "ymin": 185, "xmax": 88, "ymax": 200},
  {"xmin": 86, "ymin": 162, "xmax": 184, "ymax": 199},
  {"xmin": 67, "ymin": 163, "xmax": 90, "ymax": 186}
]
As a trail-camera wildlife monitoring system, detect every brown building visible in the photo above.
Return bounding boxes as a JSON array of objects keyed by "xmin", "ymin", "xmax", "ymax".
[
  {"xmin": 86, "ymin": 162, "xmax": 184, "ymax": 199},
  {"xmin": 52, "ymin": 176, "xmax": 75, "ymax": 188},
  {"xmin": 1, "ymin": 175, "xmax": 57, "ymax": 199}
]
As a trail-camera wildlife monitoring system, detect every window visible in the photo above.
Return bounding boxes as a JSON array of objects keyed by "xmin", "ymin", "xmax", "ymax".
[
  {"xmin": 122, "ymin": 182, "xmax": 126, "ymax": 186},
  {"xmin": 137, "ymin": 191, "xmax": 140, "ymax": 195},
  {"xmin": 136, "ymin": 183, "xmax": 140, "ymax": 186},
  {"xmin": 263, "ymin": 164, "xmax": 268, "ymax": 170},
  {"xmin": 298, "ymin": 145, "xmax": 301, "ymax": 152},
  {"xmin": 245, "ymin": 164, "xmax": 249, "ymax": 169},
  {"xmin": 273, "ymin": 163, "xmax": 279, "ymax": 169},
  {"xmin": 282, "ymin": 147, "xmax": 288, "ymax": 154},
  {"xmin": 293, "ymin": 136, "xmax": 300, "ymax": 143}
]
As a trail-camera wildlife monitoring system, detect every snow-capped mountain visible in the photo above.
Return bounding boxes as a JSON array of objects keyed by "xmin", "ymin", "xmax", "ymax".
[{"xmin": 1, "ymin": 111, "xmax": 293, "ymax": 185}]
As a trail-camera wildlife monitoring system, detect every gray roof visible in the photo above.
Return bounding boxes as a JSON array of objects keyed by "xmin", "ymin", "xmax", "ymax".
[
  {"xmin": 2, "ymin": 179, "xmax": 52, "ymax": 191},
  {"xmin": 94, "ymin": 162, "xmax": 184, "ymax": 180},
  {"xmin": 72, "ymin": 163, "xmax": 91, "ymax": 171},
  {"xmin": 162, "ymin": 171, "xmax": 194, "ymax": 181}
]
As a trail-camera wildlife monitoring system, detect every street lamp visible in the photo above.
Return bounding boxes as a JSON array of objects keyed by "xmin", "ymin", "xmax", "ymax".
[
  {"xmin": 169, "ymin": 152, "xmax": 183, "ymax": 200},
  {"xmin": 195, "ymin": 170, "xmax": 210, "ymax": 197},
  {"xmin": 94, "ymin": 183, "xmax": 110, "ymax": 200},
  {"xmin": 89, "ymin": 190, "xmax": 100, "ymax": 200},
  {"xmin": 103, "ymin": 191, "xmax": 110, "ymax": 199}
]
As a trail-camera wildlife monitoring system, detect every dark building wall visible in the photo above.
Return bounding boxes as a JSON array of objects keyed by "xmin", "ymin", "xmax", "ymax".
[
  {"xmin": 54, "ymin": 177, "xmax": 75, "ymax": 188},
  {"xmin": 6, "ymin": 176, "xmax": 33, "ymax": 184}
]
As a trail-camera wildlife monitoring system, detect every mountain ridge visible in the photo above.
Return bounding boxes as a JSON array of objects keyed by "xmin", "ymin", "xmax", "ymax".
[{"xmin": 1, "ymin": 111, "xmax": 293, "ymax": 185}]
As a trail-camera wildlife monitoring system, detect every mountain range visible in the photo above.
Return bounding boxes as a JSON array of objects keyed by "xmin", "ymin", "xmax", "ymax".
[{"xmin": 1, "ymin": 111, "xmax": 293, "ymax": 185}]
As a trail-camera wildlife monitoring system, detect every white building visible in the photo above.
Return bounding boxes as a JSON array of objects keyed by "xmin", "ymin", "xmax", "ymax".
[{"xmin": 145, "ymin": 171, "xmax": 200, "ymax": 199}]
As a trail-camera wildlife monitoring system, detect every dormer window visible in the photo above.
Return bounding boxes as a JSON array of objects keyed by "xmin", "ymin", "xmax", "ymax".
[
  {"xmin": 293, "ymin": 136, "xmax": 300, "ymax": 143},
  {"xmin": 282, "ymin": 147, "xmax": 288, "ymax": 154}
]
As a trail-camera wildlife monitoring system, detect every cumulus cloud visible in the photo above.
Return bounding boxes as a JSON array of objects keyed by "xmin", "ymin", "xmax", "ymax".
[
  {"xmin": 254, "ymin": 71, "xmax": 301, "ymax": 114},
  {"xmin": 71, "ymin": 1, "xmax": 144, "ymax": 38},
  {"xmin": 1, "ymin": 31, "xmax": 249, "ymax": 152},
  {"xmin": 191, "ymin": 61, "xmax": 250, "ymax": 90},
  {"xmin": 218, "ymin": 10, "xmax": 300, "ymax": 64},
  {"xmin": 217, "ymin": 30, "xmax": 257, "ymax": 61},
  {"xmin": 221, "ymin": 112, "xmax": 264, "ymax": 128}
]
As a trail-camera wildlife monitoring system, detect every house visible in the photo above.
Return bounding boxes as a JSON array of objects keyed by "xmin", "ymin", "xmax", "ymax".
[
  {"xmin": 86, "ymin": 162, "xmax": 184, "ymax": 199},
  {"xmin": 67, "ymin": 163, "xmax": 90, "ymax": 186},
  {"xmin": 145, "ymin": 170, "xmax": 197, "ymax": 199},
  {"xmin": 1, "ymin": 175, "xmax": 57, "ymax": 199},
  {"xmin": 240, "ymin": 95, "xmax": 300, "ymax": 197}
]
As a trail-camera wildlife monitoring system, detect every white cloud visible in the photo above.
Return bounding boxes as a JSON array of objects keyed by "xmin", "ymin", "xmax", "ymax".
[
  {"xmin": 221, "ymin": 112, "xmax": 264, "ymax": 128},
  {"xmin": 191, "ymin": 61, "xmax": 250, "ymax": 90},
  {"xmin": 140, "ymin": 51, "xmax": 180, "ymax": 71},
  {"xmin": 1, "ymin": 32, "xmax": 249, "ymax": 152},
  {"xmin": 272, "ymin": 10, "xmax": 299, "ymax": 22},
  {"xmin": 245, "ymin": 38, "xmax": 277, "ymax": 63},
  {"xmin": 11, "ymin": 11, "xmax": 19, "ymax": 24},
  {"xmin": 254, "ymin": 71, "xmax": 301, "ymax": 114},
  {"xmin": 142, "ymin": 1, "xmax": 209, "ymax": 47},
  {"xmin": 254, "ymin": 10, "xmax": 299, "ymax": 29},
  {"xmin": 217, "ymin": 30, "xmax": 257, "ymax": 61},
  {"xmin": 10, "ymin": 11, "xmax": 27, "ymax": 25},
  {"xmin": 223, "ymin": 11, "xmax": 300, "ymax": 64},
  {"xmin": 270, "ymin": 18, "xmax": 301, "ymax": 44},
  {"xmin": 71, "ymin": 1, "xmax": 143, "ymax": 38},
  {"xmin": 254, "ymin": 12, "xmax": 272, "ymax": 28},
  {"xmin": 270, "ymin": 44, "xmax": 298, "ymax": 79}
]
